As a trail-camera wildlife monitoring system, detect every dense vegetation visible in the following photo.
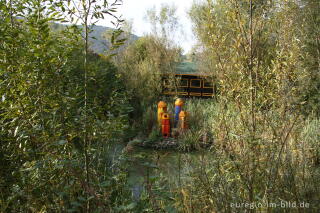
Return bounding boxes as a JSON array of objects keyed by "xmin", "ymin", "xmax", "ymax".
[
  {"xmin": 0, "ymin": 0, "xmax": 132, "ymax": 212},
  {"xmin": 1, "ymin": 0, "xmax": 319, "ymax": 212}
]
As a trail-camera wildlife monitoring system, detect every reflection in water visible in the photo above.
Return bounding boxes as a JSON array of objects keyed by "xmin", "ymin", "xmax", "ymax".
[
  {"xmin": 123, "ymin": 147, "xmax": 209, "ymax": 201},
  {"xmin": 131, "ymin": 184, "xmax": 143, "ymax": 201}
]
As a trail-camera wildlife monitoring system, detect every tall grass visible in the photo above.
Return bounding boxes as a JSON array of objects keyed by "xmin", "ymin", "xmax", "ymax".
[{"xmin": 167, "ymin": 99, "xmax": 320, "ymax": 212}]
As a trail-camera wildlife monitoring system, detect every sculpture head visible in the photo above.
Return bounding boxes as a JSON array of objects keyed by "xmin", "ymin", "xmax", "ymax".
[
  {"xmin": 175, "ymin": 98, "xmax": 184, "ymax": 106},
  {"xmin": 158, "ymin": 101, "xmax": 167, "ymax": 108}
]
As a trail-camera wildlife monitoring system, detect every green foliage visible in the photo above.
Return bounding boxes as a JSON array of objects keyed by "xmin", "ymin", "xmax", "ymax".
[
  {"xmin": 301, "ymin": 118, "xmax": 320, "ymax": 166},
  {"xmin": 147, "ymin": 127, "xmax": 162, "ymax": 143},
  {"xmin": 178, "ymin": 129, "xmax": 202, "ymax": 152},
  {"xmin": 295, "ymin": 0, "xmax": 320, "ymax": 116},
  {"xmin": 163, "ymin": 100, "xmax": 320, "ymax": 212},
  {"xmin": 183, "ymin": 0, "xmax": 320, "ymax": 211},
  {"xmin": 146, "ymin": 3, "xmax": 180, "ymax": 41},
  {"xmin": 115, "ymin": 36, "xmax": 181, "ymax": 124},
  {"xmin": 114, "ymin": 4, "xmax": 182, "ymax": 132},
  {"xmin": 0, "ymin": 0, "xmax": 132, "ymax": 212},
  {"xmin": 1, "ymin": 0, "xmax": 319, "ymax": 212},
  {"xmin": 190, "ymin": 0, "xmax": 320, "ymax": 116}
]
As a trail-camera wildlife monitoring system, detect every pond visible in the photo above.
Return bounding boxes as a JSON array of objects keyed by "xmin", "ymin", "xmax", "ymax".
[{"xmin": 108, "ymin": 142, "xmax": 212, "ymax": 201}]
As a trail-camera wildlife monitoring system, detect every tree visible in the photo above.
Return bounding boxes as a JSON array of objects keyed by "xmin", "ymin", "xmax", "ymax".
[
  {"xmin": 0, "ymin": 0, "xmax": 131, "ymax": 212},
  {"xmin": 57, "ymin": 1, "xmax": 123, "ymax": 211},
  {"xmin": 114, "ymin": 4, "xmax": 182, "ymax": 121},
  {"xmin": 146, "ymin": 3, "xmax": 180, "ymax": 42},
  {"xmin": 296, "ymin": 0, "xmax": 320, "ymax": 116},
  {"xmin": 187, "ymin": 0, "xmax": 317, "ymax": 211}
]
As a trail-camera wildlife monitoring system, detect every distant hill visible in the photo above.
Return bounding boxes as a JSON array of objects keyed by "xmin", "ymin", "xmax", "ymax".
[
  {"xmin": 86, "ymin": 25, "xmax": 139, "ymax": 54},
  {"xmin": 50, "ymin": 23, "xmax": 139, "ymax": 54}
]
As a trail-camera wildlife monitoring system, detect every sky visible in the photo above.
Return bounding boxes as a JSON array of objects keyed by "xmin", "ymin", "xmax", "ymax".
[{"xmin": 99, "ymin": 0, "xmax": 197, "ymax": 54}]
